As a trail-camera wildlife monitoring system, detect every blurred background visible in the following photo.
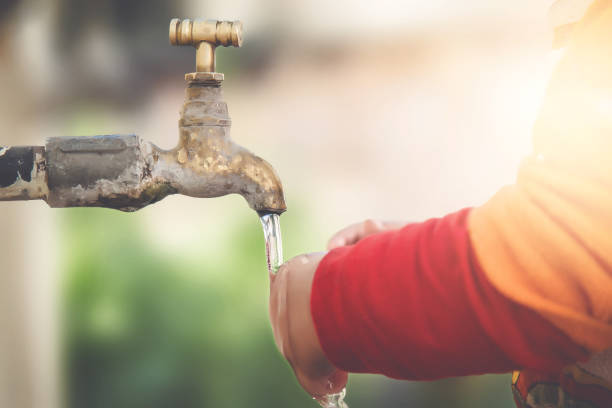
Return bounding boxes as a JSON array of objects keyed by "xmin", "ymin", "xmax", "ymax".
[{"xmin": 0, "ymin": 0, "xmax": 561, "ymax": 407}]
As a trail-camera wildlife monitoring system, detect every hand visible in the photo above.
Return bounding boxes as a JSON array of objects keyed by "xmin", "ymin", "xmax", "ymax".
[
  {"xmin": 269, "ymin": 220, "xmax": 406, "ymax": 400},
  {"xmin": 327, "ymin": 219, "xmax": 407, "ymax": 250},
  {"xmin": 269, "ymin": 253, "xmax": 348, "ymax": 400}
]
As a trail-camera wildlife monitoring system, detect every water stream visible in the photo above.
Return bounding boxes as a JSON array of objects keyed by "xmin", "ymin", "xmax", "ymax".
[
  {"xmin": 260, "ymin": 213, "xmax": 283, "ymax": 274},
  {"xmin": 260, "ymin": 213, "xmax": 349, "ymax": 408}
]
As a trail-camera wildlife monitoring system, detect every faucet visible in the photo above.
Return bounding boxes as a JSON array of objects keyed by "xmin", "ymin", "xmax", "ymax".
[{"xmin": 0, "ymin": 18, "xmax": 286, "ymax": 215}]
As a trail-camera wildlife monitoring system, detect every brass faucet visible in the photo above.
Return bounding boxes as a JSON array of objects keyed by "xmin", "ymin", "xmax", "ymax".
[{"xmin": 0, "ymin": 19, "xmax": 286, "ymax": 214}]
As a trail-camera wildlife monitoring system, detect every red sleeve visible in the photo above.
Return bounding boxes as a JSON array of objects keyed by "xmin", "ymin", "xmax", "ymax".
[{"xmin": 310, "ymin": 208, "xmax": 588, "ymax": 380}]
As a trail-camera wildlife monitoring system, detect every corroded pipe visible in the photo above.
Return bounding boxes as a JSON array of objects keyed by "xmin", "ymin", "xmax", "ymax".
[
  {"xmin": 159, "ymin": 83, "xmax": 286, "ymax": 213},
  {"xmin": 0, "ymin": 146, "xmax": 47, "ymax": 200},
  {"xmin": 0, "ymin": 83, "xmax": 286, "ymax": 214},
  {"xmin": 0, "ymin": 17, "xmax": 285, "ymax": 214}
]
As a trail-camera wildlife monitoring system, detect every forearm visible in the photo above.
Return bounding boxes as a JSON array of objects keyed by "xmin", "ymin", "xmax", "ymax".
[
  {"xmin": 310, "ymin": 0, "xmax": 612, "ymax": 381},
  {"xmin": 311, "ymin": 209, "xmax": 587, "ymax": 380}
]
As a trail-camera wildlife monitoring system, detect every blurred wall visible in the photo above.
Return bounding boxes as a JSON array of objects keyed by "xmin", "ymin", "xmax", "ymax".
[{"xmin": 0, "ymin": 5, "xmax": 59, "ymax": 407}]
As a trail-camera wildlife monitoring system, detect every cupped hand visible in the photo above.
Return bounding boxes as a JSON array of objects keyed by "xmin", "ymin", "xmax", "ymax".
[
  {"xmin": 268, "ymin": 252, "xmax": 348, "ymax": 400},
  {"xmin": 327, "ymin": 219, "xmax": 408, "ymax": 250},
  {"xmin": 269, "ymin": 220, "xmax": 406, "ymax": 400}
]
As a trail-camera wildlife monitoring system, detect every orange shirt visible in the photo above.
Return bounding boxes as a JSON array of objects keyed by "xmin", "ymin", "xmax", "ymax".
[{"xmin": 469, "ymin": 0, "xmax": 612, "ymax": 352}]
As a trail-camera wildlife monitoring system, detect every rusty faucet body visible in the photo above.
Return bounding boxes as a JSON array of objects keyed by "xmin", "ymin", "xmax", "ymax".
[{"xmin": 0, "ymin": 19, "xmax": 286, "ymax": 214}]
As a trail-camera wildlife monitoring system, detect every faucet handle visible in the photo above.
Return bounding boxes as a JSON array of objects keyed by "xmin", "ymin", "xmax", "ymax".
[{"xmin": 170, "ymin": 18, "xmax": 243, "ymax": 81}]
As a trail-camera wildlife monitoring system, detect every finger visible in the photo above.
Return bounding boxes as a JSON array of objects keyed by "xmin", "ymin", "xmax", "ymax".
[
  {"xmin": 382, "ymin": 220, "xmax": 409, "ymax": 230},
  {"xmin": 328, "ymin": 219, "xmax": 388, "ymax": 250},
  {"xmin": 296, "ymin": 369, "xmax": 348, "ymax": 399},
  {"xmin": 363, "ymin": 219, "xmax": 385, "ymax": 236},
  {"xmin": 327, "ymin": 222, "xmax": 363, "ymax": 250},
  {"xmin": 270, "ymin": 254, "xmax": 322, "ymax": 359},
  {"xmin": 327, "ymin": 369, "xmax": 349, "ymax": 394}
]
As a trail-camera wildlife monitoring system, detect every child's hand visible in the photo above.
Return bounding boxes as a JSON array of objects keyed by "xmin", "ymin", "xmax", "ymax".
[
  {"xmin": 268, "ymin": 220, "xmax": 405, "ymax": 399},
  {"xmin": 327, "ymin": 219, "xmax": 407, "ymax": 249},
  {"xmin": 268, "ymin": 253, "xmax": 348, "ymax": 400}
]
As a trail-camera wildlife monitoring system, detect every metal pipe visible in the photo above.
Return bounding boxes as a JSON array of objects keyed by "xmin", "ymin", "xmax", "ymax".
[
  {"xmin": 196, "ymin": 41, "xmax": 216, "ymax": 72},
  {"xmin": 44, "ymin": 134, "xmax": 170, "ymax": 212},
  {"xmin": 0, "ymin": 18, "xmax": 286, "ymax": 214},
  {"xmin": 0, "ymin": 146, "xmax": 47, "ymax": 201},
  {"xmin": 170, "ymin": 18, "xmax": 243, "ymax": 73},
  {"xmin": 0, "ymin": 83, "xmax": 285, "ymax": 214}
]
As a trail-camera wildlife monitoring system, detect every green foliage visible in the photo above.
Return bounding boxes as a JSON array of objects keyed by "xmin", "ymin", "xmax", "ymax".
[{"xmin": 61, "ymin": 208, "xmax": 313, "ymax": 408}]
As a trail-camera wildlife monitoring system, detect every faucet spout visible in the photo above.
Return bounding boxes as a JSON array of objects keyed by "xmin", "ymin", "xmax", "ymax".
[
  {"xmin": 155, "ymin": 81, "xmax": 285, "ymax": 214},
  {"xmin": 0, "ymin": 81, "xmax": 286, "ymax": 214},
  {"xmin": 157, "ymin": 139, "xmax": 285, "ymax": 214},
  {"xmin": 0, "ymin": 18, "xmax": 286, "ymax": 214}
]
